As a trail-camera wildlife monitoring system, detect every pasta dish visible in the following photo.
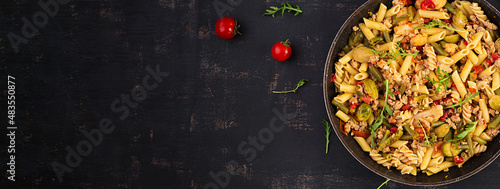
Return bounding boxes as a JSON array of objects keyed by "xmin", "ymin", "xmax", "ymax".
[{"xmin": 331, "ymin": 0, "xmax": 500, "ymax": 176}]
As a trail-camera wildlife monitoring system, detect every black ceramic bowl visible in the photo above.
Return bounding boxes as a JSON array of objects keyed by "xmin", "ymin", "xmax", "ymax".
[{"xmin": 323, "ymin": 0, "xmax": 500, "ymax": 186}]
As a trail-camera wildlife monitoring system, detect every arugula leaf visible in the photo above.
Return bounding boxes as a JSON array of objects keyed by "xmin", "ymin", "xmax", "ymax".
[
  {"xmin": 273, "ymin": 79, "xmax": 309, "ymax": 94},
  {"xmin": 415, "ymin": 20, "xmax": 465, "ymax": 32},
  {"xmin": 447, "ymin": 121, "xmax": 478, "ymax": 142},
  {"xmin": 445, "ymin": 92, "xmax": 479, "ymax": 109},
  {"xmin": 427, "ymin": 67, "xmax": 451, "ymax": 94},
  {"xmin": 370, "ymin": 80, "xmax": 393, "ymax": 149},
  {"xmin": 377, "ymin": 178, "xmax": 390, "ymax": 189},
  {"xmin": 371, "ymin": 42, "xmax": 417, "ymax": 62},
  {"xmin": 322, "ymin": 119, "xmax": 332, "ymax": 154},
  {"xmin": 419, "ymin": 121, "xmax": 431, "ymax": 146},
  {"xmin": 263, "ymin": 3, "xmax": 303, "ymax": 17}
]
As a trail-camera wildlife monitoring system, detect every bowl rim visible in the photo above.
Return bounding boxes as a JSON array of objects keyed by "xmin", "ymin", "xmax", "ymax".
[{"xmin": 323, "ymin": 0, "xmax": 500, "ymax": 186}]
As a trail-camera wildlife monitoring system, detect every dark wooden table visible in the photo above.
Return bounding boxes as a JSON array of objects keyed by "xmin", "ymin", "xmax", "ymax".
[{"xmin": 2, "ymin": 0, "xmax": 500, "ymax": 188}]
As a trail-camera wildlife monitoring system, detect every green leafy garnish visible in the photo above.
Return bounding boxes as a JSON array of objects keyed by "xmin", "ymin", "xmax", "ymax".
[
  {"xmin": 415, "ymin": 20, "xmax": 465, "ymax": 32},
  {"xmin": 377, "ymin": 178, "xmax": 390, "ymax": 189},
  {"xmin": 447, "ymin": 121, "xmax": 478, "ymax": 142},
  {"xmin": 371, "ymin": 42, "xmax": 417, "ymax": 62},
  {"xmin": 371, "ymin": 80, "xmax": 394, "ymax": 149},
  {"xmin": 419, "ymin": 121, "xmax": 431, "ymax": 146},
  {"xmin": 273, "ymin": 79, "xmax": 308, "ymax": 94},
  {"xmin": 263, "ymin": 3, "xmax": 303, "ymax": 17},
  {"xmin": 427, "ymin": 67, "xmax": 451, "ymax": 94},
  {"xmin": 445, "ymin": 92, "xmax": 479, "ymax": 109},
  {"xmin": 322, "ymin": 119, "xmax": 332, "ymax": 154}
]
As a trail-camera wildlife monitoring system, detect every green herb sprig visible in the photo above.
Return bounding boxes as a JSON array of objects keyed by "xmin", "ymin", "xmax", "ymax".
[
  {"xmin": 447, "ymin": 121, "xmax": 478, "ymax": 142},
  {"xmin": 322, "ymin": 119, "xmax": 332, "ymax": 154},
  {"xmin": 415, "ymin": 20, "xmax": 465, "ymax": 32},
  {"xmin": 371, "ymin": 42, "xmax": 417, "ymax": 62},
  {"xmin": 427, "ymin": 67, "xmax": 451, "ymax": 94},
  {"xmin": 377, "ymin": 178, "xmax": 390, "ymax": 189},
  {"xmin": 445, "ymin": 92, "xmax": 479, "ymax": 109},
  {"xmin": 419, "ymin": 121, "xmax": 431, "ymax": 146},
  {"xmin": 273, "ymin": 79, "xmax": 308, "ymax": 94},
  {"xmin": 370, "ymin": 80, "xmax": 394, "ymax": 149},
  {"xmin": 263, "ymin": 3, "xmax": 303, "ymax": 17}
]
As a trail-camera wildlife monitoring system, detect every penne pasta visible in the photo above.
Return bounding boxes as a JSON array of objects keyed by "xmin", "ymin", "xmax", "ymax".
[
  {"xmin": 336, "ymin": 110, "xmax": 350, "ymax": 122},
  {"xmin": 334, "ymin": 93, "xmax": 353, "ymax": 103},
  {"xmin": 354, "ymin": 137, "xmax": 372, "ymax": 152},
  {"xmin": 376, "ymin": 3, "xmax": 388, "ymax": 23},
  {"xmin": 426, "ymin": 161, "xmax": 455, "ymax": 175},
  {"xmin": 420, "ymin": 147, "xmax": 433, "ymax": 170},
  {"xmin": 460, "ymin": 60, "xmax": 474, "ymax": 82},
  {"xmin": 373, "ymin": 42, "xmax": 395, "ymax": 52},
  {"xmin": 359, "ymin": 63, "xmax": 368, "ymax": 72},
  {"xmin": 467, "ymin": 32, "xmax": 484, "ymax": 49},
  {"xmin": 483, "ymin": 30, "xmax": 493, "ymax": 43},
  {"xmin": 456, "ymin": 29, "xmax": 469, "ymax": 41},
  {"xmin": 389, "ymin": 140, "xmax": 408, "ymax": 148},
  {"xmin": 452, "ymin": 71, "xmax": 467, "ymax": 98},
  {"xmin": 354, "ymin": 72, "xmax": 369, "ymax": 80},
  {"xmin": 339, "ymin": 50, "xmax": 353, "ymax": 65},
  {"xmin": 479, "ymin": 99, "xmax": 490, "ymax": 123},
  {"xmin": 450, "ymin": 49, "xmax": 469, "ymax": 64},
  {"xmin": 340, "ymin": 84, "xmax": 357, "ymax": 93},
  {"xmin": 427, "ymin": 31, "xmax": 446, "ymax": 44},
  {"xmin": 477, "ymin": 47, "xmax": 488, "ymax": 65},
  {"xmin": 344, "ymin": 62, "xmax": 359, "ymax": 75},
  {"xmin": 359, "ymin": 23, "xmax": 376, "ymax": 40},
  {"xmin": 399, "ymin": 55, "xmax": 413, "ymax": 76},
  {"xmin": 467, "ymin": 50, "xmax": 479, "ymax": 64},
  {"xmin": 418, "ymin": 10, "xmax": 450, "ymax": 19},
  {"xmin": 385, "ymin": 5, "xmax": 401, "ymax": 18},
  {"xmin": 437, "ymin": 55, "xmax": 453, "ymax": 65},
  {"xmin": 474, "ymin": 121, "xmax": 487, "ymax": 136},
  {"xmin": 364, "ymin": 18, "xmax": 390, "ymax": 31}
]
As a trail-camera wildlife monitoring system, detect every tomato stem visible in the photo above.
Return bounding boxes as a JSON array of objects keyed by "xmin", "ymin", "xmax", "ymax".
[
  {"xmin": 232, "ymin": 20, "xmax": 242, "ymax": 36},
  {"xmin": 281, "ymin": 39, "xmax": 291, "ymax": 46}
]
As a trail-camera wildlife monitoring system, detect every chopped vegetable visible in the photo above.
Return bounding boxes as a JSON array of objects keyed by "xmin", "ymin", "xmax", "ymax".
[
  {"xmin": 364, "ymin": 79, "xmax": 379, "ymax": 99},
  {"xmin": 447, "ymin": 121, "xmax": 478, "ymax": 142},
  {"xmin": 356, "ymin": 103, "xmax": 372, "ymax": 121}
]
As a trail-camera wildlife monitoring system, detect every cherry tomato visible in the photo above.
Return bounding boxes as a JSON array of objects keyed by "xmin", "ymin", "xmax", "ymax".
[
  {"xmin": 272, "ymin": 39, "xmax": 292, "ymax": 62},
  {"xmin": 215, "ymin": 17, "xmax": 241, "ymax": 40}
]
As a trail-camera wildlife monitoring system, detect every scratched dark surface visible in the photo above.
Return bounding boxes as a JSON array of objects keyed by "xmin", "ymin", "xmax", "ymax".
[{"xmin": 1, "ymin": 0, "xmax": 500, "ymax": 188}]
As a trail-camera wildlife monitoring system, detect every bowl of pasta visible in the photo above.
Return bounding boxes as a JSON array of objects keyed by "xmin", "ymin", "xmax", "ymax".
[{"xmin": 324, "ymin": 0, "xmax": 500, "ymax": 186}]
